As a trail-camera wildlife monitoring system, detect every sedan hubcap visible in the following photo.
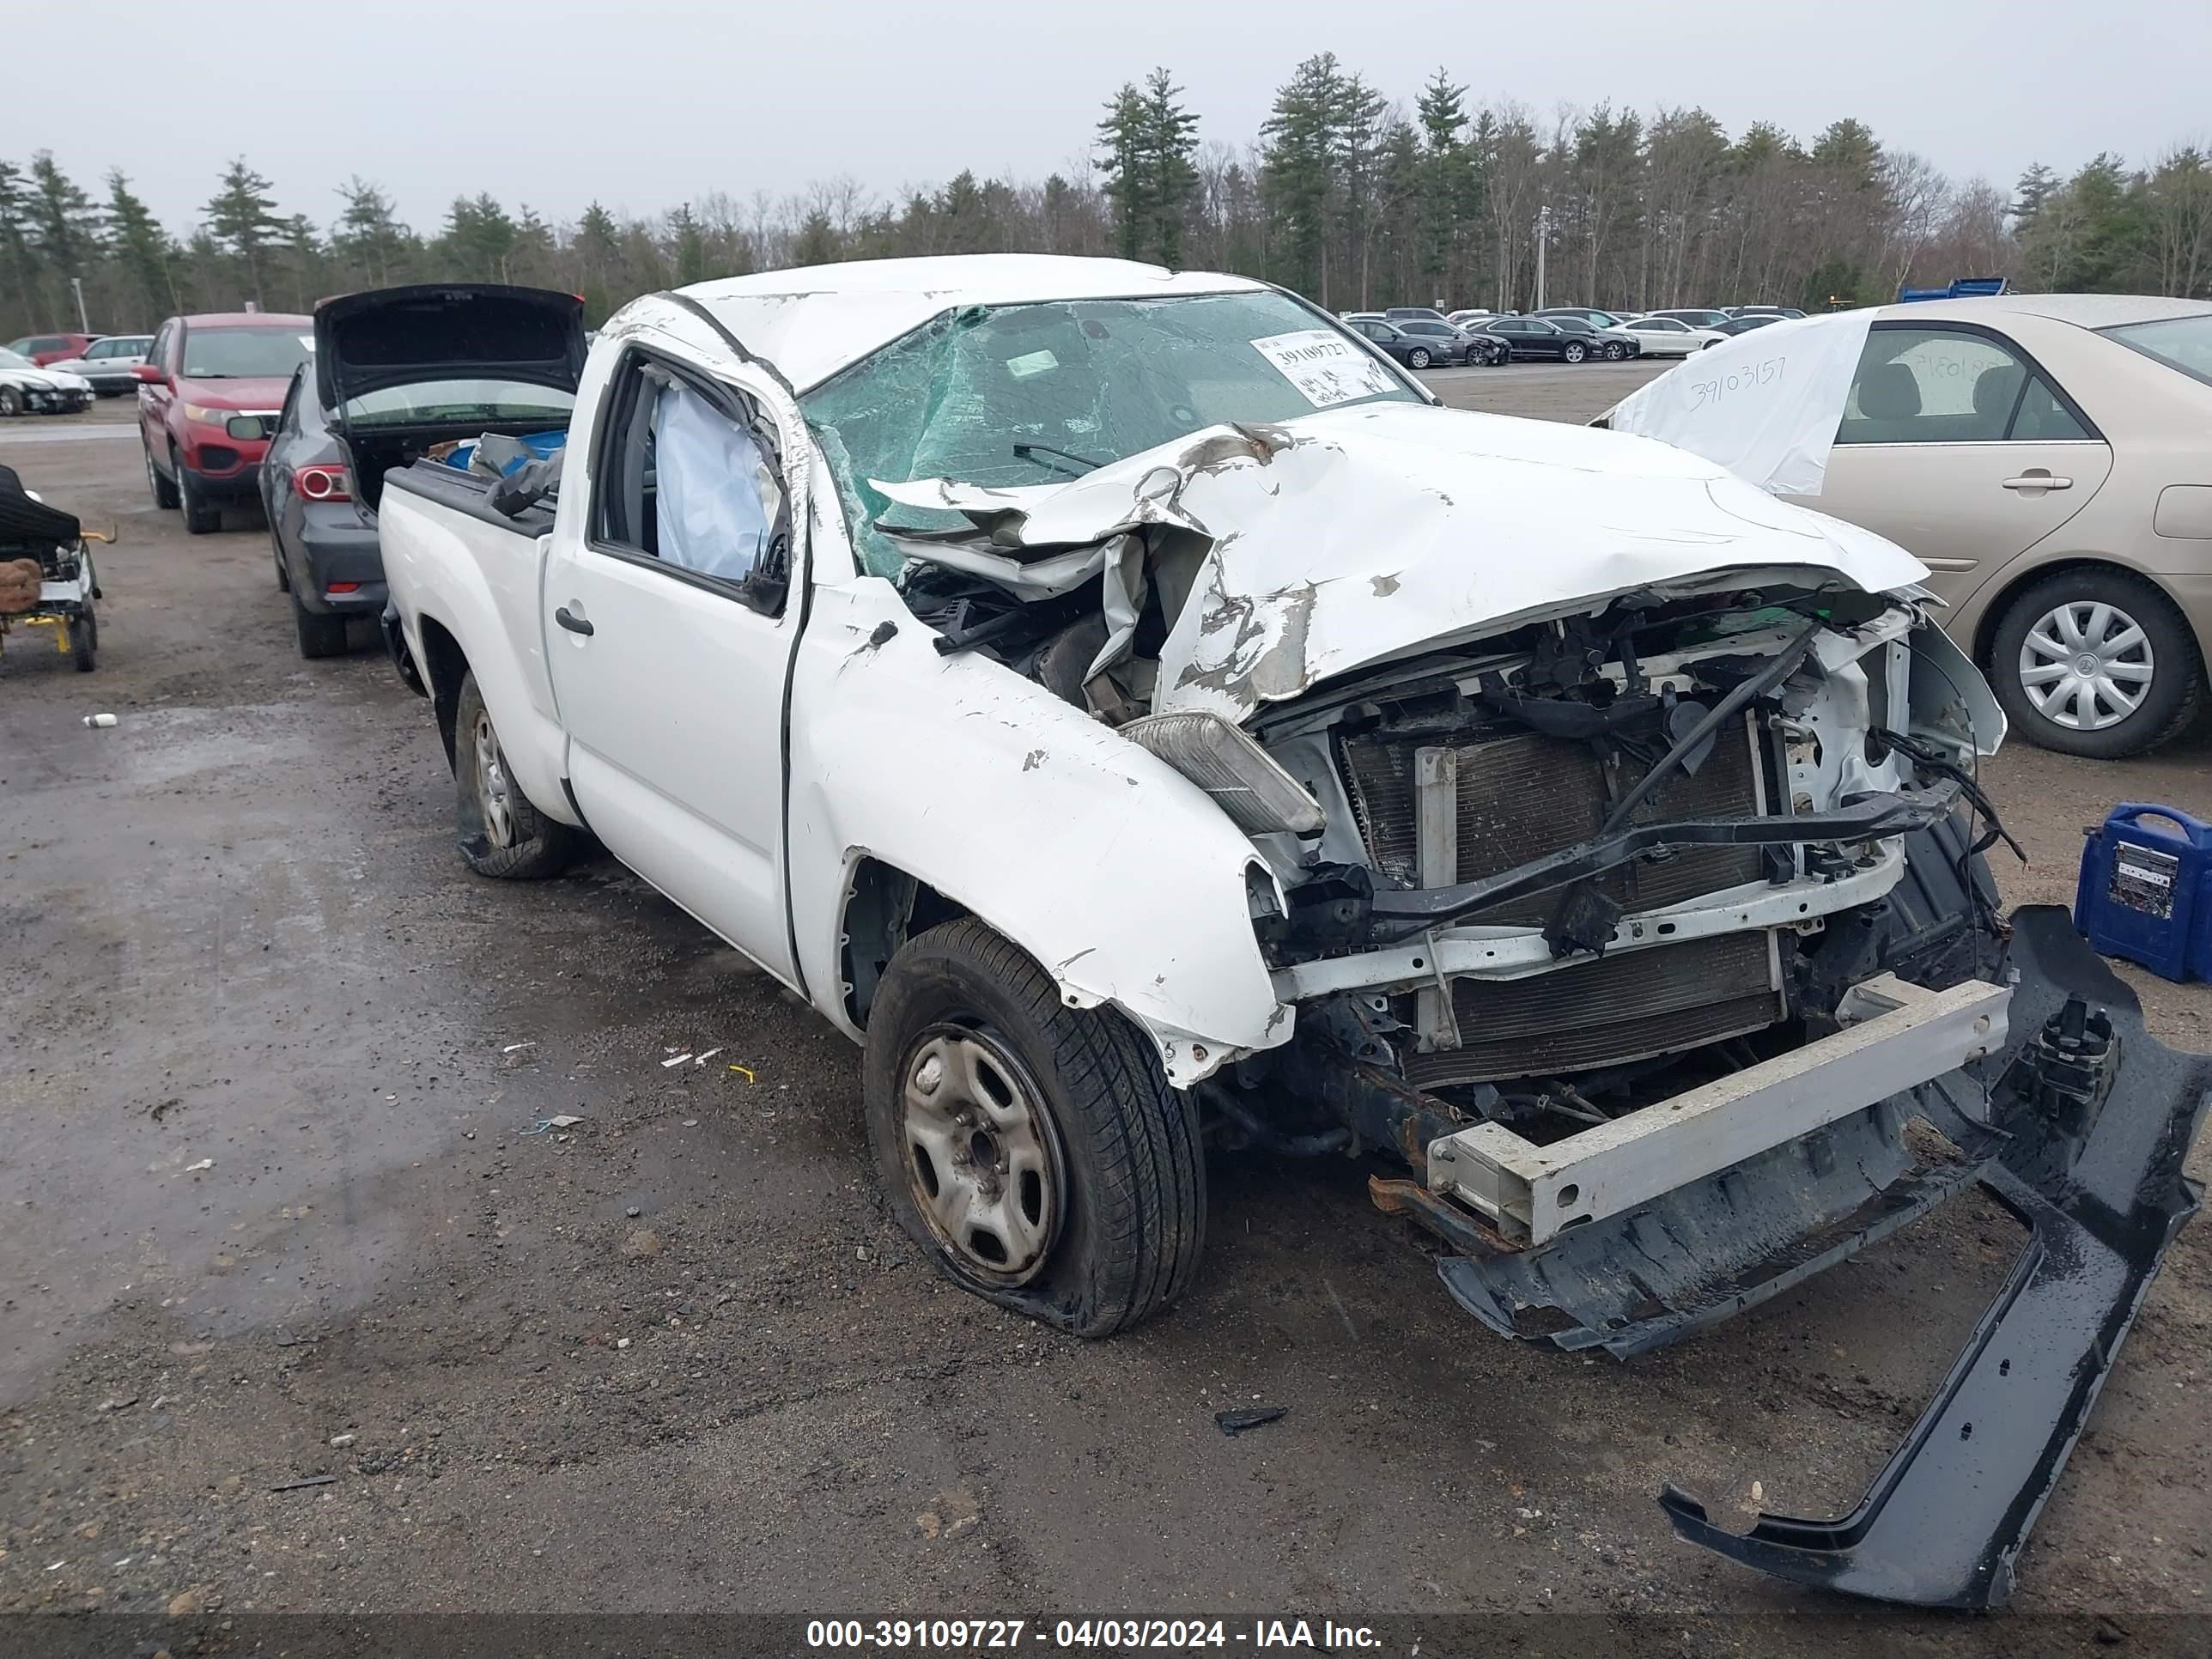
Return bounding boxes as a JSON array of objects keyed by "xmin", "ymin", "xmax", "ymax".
[
  {"xmin": 2019, "ymin": 601, "xmax": 2154, "ymax": 731},
  {"xmin": 900, "ymin": 1027, "xmax": 1062, "ymax": 1285},
  {"xmin": 473, "ymin": 712, "xmax": 516, "ymax": 846}
]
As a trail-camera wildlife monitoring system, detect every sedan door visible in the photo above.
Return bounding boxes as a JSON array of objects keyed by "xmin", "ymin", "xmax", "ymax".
[
  {"xmin": 1795, "ymin": 322, "xmax": 2111, "ymax": 604},
  {"xmin": 542, "ymin": 331, "xmax": 807, "ymax": 986}
]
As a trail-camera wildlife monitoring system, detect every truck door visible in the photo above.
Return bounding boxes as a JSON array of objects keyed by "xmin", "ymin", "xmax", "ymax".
[{"xmin": 542, "ymin": 330, "xmax": 805, "ymax": 987}]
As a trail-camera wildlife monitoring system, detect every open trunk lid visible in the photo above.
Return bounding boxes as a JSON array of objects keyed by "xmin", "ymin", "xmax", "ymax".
[{"xmin": 313, "ymin": 283, "xmax": 586, "ymax": 414}]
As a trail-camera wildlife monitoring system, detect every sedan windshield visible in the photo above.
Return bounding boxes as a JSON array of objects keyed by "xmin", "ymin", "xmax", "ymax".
[
  {"xmin": 802, "ymin": 290, "xmax": 1422, "ymax": 577},
  {"xmin": 182, "ymin": 326, "xmax": 312, "ymax": 380},
  {"xmin": 2101, "ymin": 313, "xmax": 2212, "ymax": 389},
  {"xmin": 0, "ymin": 348, "xmax": 35, "ymax": 372}
]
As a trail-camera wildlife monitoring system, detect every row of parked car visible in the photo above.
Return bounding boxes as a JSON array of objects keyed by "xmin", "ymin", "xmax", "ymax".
[
  {"xmin": 90, "ymin": 276, "xmax": 2212, "ymax": 765},
  {"xmin": 1341, "ymin": 304, "xmax": 1808, "ymax": 367},
  {"xmin": 1, "ymin": 330, "xmax": 158, "ymax": 412}
]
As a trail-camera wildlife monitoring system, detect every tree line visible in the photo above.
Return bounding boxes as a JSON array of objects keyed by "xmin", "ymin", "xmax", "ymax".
[{"xmin": 4, "ymin": 57, "xmax": 2208, "ymax": 342}]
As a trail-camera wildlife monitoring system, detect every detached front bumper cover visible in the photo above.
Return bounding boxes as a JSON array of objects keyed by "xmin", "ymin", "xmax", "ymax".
[{"xmin": 1660, "ymin": 907, "xmax": 2211, "ymax": 1608}]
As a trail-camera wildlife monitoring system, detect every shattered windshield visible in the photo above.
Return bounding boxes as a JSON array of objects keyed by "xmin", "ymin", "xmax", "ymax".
[{"xmin": 800, "ymin": 291, "xmax": 1421, "ymax": 577}]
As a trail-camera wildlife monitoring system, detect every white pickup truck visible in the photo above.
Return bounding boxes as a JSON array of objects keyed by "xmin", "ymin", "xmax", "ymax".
[{"xmin": 375, "ymin": 258, "xmax": 2209, "ymax": 1607}]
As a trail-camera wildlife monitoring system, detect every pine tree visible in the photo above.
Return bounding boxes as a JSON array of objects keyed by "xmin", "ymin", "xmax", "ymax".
[
  {"xmin": 792, "ymin": 210, "xmax": 841, "ymax": 267},
  {"xmin": 104, "ymin": 170, "xmax": 176, "ymax": 324},
  {"xmin": 1414, "ymin": 72, "xmax": 1475, "ymax": 296},
  {"xmin": 441, "ymin": 193, "xmax": 518, "ymax": 282},
  {"xmin": 1138, "ymin": 68, "xmax": 1199, "ymax": 268},
  {"xmin": 671, "ymin": 204, "xmax": 710, "ymax": 285},
  {"xmin": 204, "ymin": 158, "xmax": 287, "ymax": 307},
  {"xmin": 27, "ymin": 152, "xmax": 95, "ymax": 277},
  {"xmin": 1261, "ymin": 54, "xmax": 1347, "ymax": 302},
  {"xmin": 334, "ymin": 178, "xmax": 410, "ymax": 287},
  {"xmin": 1097, "ymin": 82, "xmax": 1149, "ymax": 263}
]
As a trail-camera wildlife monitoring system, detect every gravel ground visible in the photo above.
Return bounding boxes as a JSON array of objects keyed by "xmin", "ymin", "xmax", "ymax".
[{"xmin": 0, "ymin": 381, "xmax": 2204, "ymax": 1650}]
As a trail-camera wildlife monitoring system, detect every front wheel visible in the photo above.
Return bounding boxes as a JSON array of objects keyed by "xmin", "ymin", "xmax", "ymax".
[
  {"xmin": 0, "ymin": 386, "xmax": 21, "ymax": 417},
  {"xmin": 1562, "ymin": 341, "xmax": 1588, "ymax": 363},
  {"xmin": 1605, "ymin": 342, "xmax": 1629, "ymax": 361},
  {"xmin": 177, "ymin": 453, "xmax": 221, "ymax": 534},
  {"xmin": 1407, "ymin": 347, "xmax": 1431, "ymax": 369},
  {"xmin": 1988, "ymin": 569, "xmax": 2203, "ymax": 758},
  {"xmin": 453, "ymin": 671, "xmax": 582, "ymax": 878},
  {"xmin": 865, "ymin": 918, "xmax": 1206, "ymax": 1337},
  {"xmin": 146, "ymin": 444, "xmax": 179, "ymax": 509}
]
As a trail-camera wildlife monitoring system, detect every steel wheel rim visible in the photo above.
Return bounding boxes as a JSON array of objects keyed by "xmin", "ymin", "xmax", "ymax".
[
  {"xmin": 2018, "ymin": 600, "xmax": 2154, "ymax": 732},
  {"xmin": 899, "ymin": 1024, "xmax": 1064, "ymax": 1286},
  {"xmin": 473, "ymin": 711, "xmax": 516, "ymax": 846}
]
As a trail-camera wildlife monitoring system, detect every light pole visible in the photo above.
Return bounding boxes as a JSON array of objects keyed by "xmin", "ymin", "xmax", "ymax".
[
  {"xmin": 1533, "ymin": 204, "xmax": 1552, "ymax": 311},
  {"xmin": 70, "ymin": 276, "xmax": 89, "ymax": 333}
]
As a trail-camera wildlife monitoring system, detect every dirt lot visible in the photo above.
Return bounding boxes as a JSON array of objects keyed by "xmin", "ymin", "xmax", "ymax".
[{"xmin": 1, "ymin": 380, "xmax": 2206, "ymax": 1650}]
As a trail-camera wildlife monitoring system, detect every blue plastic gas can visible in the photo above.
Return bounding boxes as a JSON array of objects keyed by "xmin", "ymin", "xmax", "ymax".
[{"xmin": 2074, "ymin": 803, "xmax": 2212, "ymax": 983}]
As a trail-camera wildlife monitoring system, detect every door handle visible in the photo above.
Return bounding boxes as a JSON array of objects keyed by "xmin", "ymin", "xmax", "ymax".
[
  {"xmin": 554, "ymin": 605, "xmax": 594, "ymax": 636},
  {"xmin": 2002, "ymin": 471, "xmax": 2072, "ymax": 491}
]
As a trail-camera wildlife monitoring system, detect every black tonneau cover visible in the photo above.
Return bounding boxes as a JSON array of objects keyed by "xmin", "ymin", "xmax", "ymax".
[{"xmin": 313, "ymin": 283, "xmax": 586, "ymax": 412}]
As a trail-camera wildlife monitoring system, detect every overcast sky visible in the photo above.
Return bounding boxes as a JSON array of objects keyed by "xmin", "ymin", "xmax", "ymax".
[{"xmin": 9, "ymin": 0, "xmax": 2207, "ymax": 235}]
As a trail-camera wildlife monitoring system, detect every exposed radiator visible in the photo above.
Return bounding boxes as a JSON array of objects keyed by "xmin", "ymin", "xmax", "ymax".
[
  {"xmin": 1403, "ymin": 930, "xmax": 1785, "ymax": 1086},
  {"xmin": 1340, "ymin": 714, "xmax": 1788, "ymax": 1085},
  {"xmin": 1339, "ymin": 715, "xmax": 1769, "ymax": 927}
]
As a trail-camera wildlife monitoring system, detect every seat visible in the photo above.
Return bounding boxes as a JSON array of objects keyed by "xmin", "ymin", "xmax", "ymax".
[{"xmin": 1970, "ymin": 365, "xmax": 2026, "ymax": 434}]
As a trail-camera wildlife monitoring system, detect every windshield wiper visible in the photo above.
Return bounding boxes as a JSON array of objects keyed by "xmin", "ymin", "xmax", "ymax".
[{"xmin": 1011, "ymin": 441, "xmax": 1101, "ymax": 477}]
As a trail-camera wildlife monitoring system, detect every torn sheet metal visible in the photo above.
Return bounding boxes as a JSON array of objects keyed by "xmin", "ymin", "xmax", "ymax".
[
  {"xmin": 882, "ymin": 402, "xmax": 1928, "ymax": 721},
  {"xmin": 1603, "ymin": 310, "xmax": 1875, "ymax": 495}
]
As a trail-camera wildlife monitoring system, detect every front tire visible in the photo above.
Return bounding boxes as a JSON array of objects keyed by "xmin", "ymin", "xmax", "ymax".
[
  {"xmin": 453, "ymin": 671, "xmax": 581, "ymax": 878},
  {"xmin": 1988, "ymin": 569, "xmax": 2202, "ymax": 758},
  {"xmin": 146, "ymin": 444, "xmax": 179, "ymax": 509},
  {"xmin": 865, "ymin": 918, "xmax": 1206, "ymax": 1338},
  {"xmin": 1563, "ymin": 341, "xmax": 1588, "ymax": 363},
  {"xmin": 1407, "ymin": 347, "xmax": 1431, "ymax": 369},
  {"xmin": 177, "ymin": 452, "xmax": 221, "ymax": 534},
  {"xmin": 1605, "ymin": 342, "xmax": 1629, "ymax": 361},
  {"xmin": 0, "ymin": 386, "xmax": 21, "ymax": 417}
]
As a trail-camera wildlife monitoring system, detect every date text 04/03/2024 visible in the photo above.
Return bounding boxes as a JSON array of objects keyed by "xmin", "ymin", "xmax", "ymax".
[{"xmin": 805, "ymin": 1619, "xmax": 1383, "ymax": 1649}]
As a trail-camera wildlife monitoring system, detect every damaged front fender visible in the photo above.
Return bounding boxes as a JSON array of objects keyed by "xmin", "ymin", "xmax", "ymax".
[{"xmin": 785, "ymin": 578, "xmax": 1293, "ymax": 1087}]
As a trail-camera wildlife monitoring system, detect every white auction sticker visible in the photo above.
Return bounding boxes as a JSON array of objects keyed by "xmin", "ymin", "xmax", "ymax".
[{"xmin": 1249, "ymin": 330, "xmax": 1400, "ymax": 408}]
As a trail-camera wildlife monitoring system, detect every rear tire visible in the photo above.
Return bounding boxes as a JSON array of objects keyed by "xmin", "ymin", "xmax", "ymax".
[
  {"xmin": 865, "ymin": 917, "xmax": 1206, "ymax": 1338},
  {"xmin": 453, "ymin": 670, "xmax": 581, "ymax": 878},
  {"xmin": 177, "ymin": 452, "xmax": 220, "ymax": 534},
  {"xmin": 292, "ymin": 591, "xmax": 348, "ymax": 659},
  {"xmin": 272, "ymin": 525, "xmax": 291, "ymax": 592},
  {"xmin": 70, "ymin": 606, "xmax": 96, "ymax": 672},
  {"xmin": 1987, "ymin": 568, "xmax": 2202, "ymax": 759}
]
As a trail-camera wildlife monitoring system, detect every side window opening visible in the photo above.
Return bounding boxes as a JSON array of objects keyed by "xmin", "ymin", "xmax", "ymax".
[{"xmin": 592, "ymin": 349, "xmax": 792, "ymax": 617}]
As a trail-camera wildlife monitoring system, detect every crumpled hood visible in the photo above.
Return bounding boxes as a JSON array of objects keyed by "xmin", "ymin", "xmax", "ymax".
[{"xmin": 875, "ymin": 400, "xmax": 1929, "ymax": 720}]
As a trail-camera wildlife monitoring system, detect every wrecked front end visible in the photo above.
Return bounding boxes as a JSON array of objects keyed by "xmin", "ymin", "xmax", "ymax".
[{"xmin": 851, "ymin": 398, "xmax": 2205, "ymax": 1608}]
